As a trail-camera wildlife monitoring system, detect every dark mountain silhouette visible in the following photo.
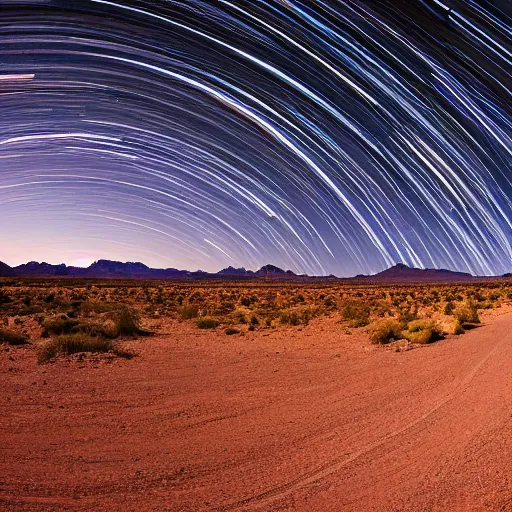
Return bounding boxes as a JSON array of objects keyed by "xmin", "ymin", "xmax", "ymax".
[
  {"xmin": 217, "ymin": 266, "xmax": 254, "ymax": 276},
  {"xmin": 0, "ymin": 261, "xmax": 14, "ymax": 277},
  {"xmin": 369, "ymin": 263, "xmax": 474, "ymax": 282},
  {"xmin": 256, "ymin": 264, "xmax": 290, "ymax": 276},
  {"xmin": 88, "ymin": 259, "xmax": 150, "ymax": 274},
  {"xmin": 14, "ymin": 261, "xmax": 69, "ymax": 276},
  {"xmin": 0, "ymin": 259, "xmax": 489, "ymax": 282}
]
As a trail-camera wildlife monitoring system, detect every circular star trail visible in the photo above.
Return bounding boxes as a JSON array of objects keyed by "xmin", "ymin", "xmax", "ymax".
[{"xmin": 0, "ymin": 0, "xmax": 511, "ymax": 276}]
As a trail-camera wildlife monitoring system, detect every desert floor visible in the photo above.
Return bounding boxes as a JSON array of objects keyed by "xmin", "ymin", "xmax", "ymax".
[{"xmin": 1, "ymin": 313, "xmax": 511, "ymax": 511}]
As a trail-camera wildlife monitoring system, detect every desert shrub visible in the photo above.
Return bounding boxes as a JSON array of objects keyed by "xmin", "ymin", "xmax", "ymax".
[
  {"xmin": 215, "ymin": 301, "xmax": 236, "ymax": 315},
  {"xmin": 0, "ymin": 328, "xmax": 29, "ymax": 345},
  {"xmin": 372, "ymin": 301, "xmax": 392, "ymax": 318},
  {"xmin": 324, "ymin": 297, "xmax": 336, "ymax": 308},
  {"xmin": 444, "ymin": 301, "xmax": 456, "ymax": 315},
  {"xmin": 403, "ymin": 319, "xmax": 443, "ymax": 344},
  {"xmin": 37, "ymin": 333, "xmax": 115, "ymax": 363},
  {"xmin": 455, "ymin": 300, "xmax": 480, "ymax": 325},
  {"xmin": 42, "ymin": 315, "xmax": 79, "ymax": 336},
  {"xmin": 287, "ymin": 307, "xmax": 315, "ymax": 326},
  {"xmin": 196, "ymin": 317, "xmax": 219, "ymax": 329},
  {"xmin": 240, "ymin": 297, "xmax": 251, "ymax": 307},
  {"xmin": 289, "ymin": 311, "xmax": 300, "ymax": 326},
  {"xmin": 0, "ymin": 292, "xmax": 12, "ymax": 304},
  {"xmin": 398, "ymin": 307, "xmax": 418, "ymax": 326},
  {"xmin": 237, "ymin": 314, "xmax": 248, "ymax": 324},
  {"xmin": 369, "ymin": 319, "xmax": 402, "ymax": 344},
  {"xmin": 225, "ymin": 327, "xmax": 240, "ymax": 335},
  {"xmin": 110, "ymin": 307, "xmax": 151, "ymax": 337},
  {"xmin": 341, "ymin": 301, "xmax": 370, "ymax": 327},
  {"xmin": 250, "ymin": 314, "xmax": 259, "ymax": 325},
  {"xmin": 279, "ymin": 310, "xmax": 307, "ymax": 326},
  {"xmin": 72, "ymin": 321, "xmax": 116, "ymax": 339},
  {"xmin": 79, "ymin": 301, "xmax": 118, "ymax": 315},
  {"xmin": 180, "ymin": 304, "xmax": 199, "ymax": 319},
  {"xmin": 451, "ymin": 319, "xmax": 465, "ymax": 335}
]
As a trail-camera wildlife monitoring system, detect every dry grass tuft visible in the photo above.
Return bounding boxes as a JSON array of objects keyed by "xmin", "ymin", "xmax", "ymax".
[
  {"xmin": 37, "ymin": 333, "xmax": 133, "ymax": 363},
  {"xmin": 42, "ymin": 316, "xmax": 79, "ymax": 336},
  {"xmin": 38, "ymin": 333, "xmax": 113, "ymax": 363},
  {"xmin": 196, "ymin": 317, "xmax": 219, "ymax": 329},
  {"xmin": 0, "ymin": 328, "xmax": 29, "ymax": 345},
  {"xmin": 110, "ymin": 307, "xmax": 152, "ymax": 337}
]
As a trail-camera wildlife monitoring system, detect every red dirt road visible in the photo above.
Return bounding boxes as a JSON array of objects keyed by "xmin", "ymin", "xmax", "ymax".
[{"xmin": 1, "ymin": 314, "xmax": 511, "ymax": 511}]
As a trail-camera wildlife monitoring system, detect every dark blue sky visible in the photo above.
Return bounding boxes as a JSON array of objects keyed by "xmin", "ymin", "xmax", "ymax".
[{"xmin": 1, "ymin": 0, "xmax": 511, "ymax": 276}]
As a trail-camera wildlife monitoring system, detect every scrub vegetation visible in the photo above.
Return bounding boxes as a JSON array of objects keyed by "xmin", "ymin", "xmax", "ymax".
[{"xmin": 1, "ymin": 277, "xmax": 510, "ymax": 362}]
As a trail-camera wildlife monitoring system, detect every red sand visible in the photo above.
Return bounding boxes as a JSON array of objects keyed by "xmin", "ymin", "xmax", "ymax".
[{"xmin": 1, "ymin": 314, "xmax": 511, "ymax": 511}]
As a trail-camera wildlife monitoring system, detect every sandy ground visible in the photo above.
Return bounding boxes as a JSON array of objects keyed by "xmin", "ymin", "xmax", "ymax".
[{"xmin": 1, "ymin": 313, "xmax": 511, "ymax": 511}]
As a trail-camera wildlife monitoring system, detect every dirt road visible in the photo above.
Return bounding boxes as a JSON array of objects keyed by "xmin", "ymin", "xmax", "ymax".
[{"xmin": 1, "ymin": 314, "xmax": 511, "ymax": 511}]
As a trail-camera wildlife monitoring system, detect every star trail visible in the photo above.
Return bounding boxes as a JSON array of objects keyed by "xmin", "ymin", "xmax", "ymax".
[{"xmin": 0, "ymin": 0, "xmax": 511, "ymax": 276}]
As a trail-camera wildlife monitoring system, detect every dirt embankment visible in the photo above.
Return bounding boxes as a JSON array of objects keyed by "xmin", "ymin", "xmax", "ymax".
[{"xmin": 1, "ymin": 314, "xmax": 511, "ymax": 511}]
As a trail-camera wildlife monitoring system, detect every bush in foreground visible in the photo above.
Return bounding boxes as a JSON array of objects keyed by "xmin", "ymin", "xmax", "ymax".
[
  {"xmin": 369, "ymin": 319, "xmax": 402, "ymax": 344},
  {"xmin": 0, "ymin": 328, "xmax": 29, "ymax": 346},
  {"xmin": 403, "ymin": 319, "xmax": 444, "ymax": 344},
  {"xmin": 225, "ymin": 327, "xmax": 240, "ymax": 335},
  {"xmin": 451, "ymin": 318, "xmax": 465, "ymax": 335},
  {"xmin": 455, "ymin": 300, "xmax": 480, "ymax": 325},
  {"xmin": 110, "ymin": 307, "xmax": 152, "ymax": 337},
  {"xmin": 42, "ymin": 307, "xmax": 150, "ymax": 339},
  {"xmin": 37, "ymin": 333, "xmax": 132, "ymax": 364},
  {"xmin": 38, "ymin": 333, "xmax": 112, "ymax": 363}
]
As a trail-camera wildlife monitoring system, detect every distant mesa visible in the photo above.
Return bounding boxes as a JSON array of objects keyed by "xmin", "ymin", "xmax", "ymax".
[
  {"xmin": 217, "ymin": 264, "xmax": 296, "ymax": 277},
  {"xmin": 217, "ymin": 266, "xmax": 254, "ymax": 276},
  {"xmin": 88, "ymin": 259, "xmax": 150, "ymax": 274}
]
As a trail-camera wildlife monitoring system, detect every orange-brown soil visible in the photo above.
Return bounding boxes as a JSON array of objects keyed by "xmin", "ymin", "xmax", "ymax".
[{"xmin": 1, "ymin": 314, "xmax": 511, "ymax": 511}]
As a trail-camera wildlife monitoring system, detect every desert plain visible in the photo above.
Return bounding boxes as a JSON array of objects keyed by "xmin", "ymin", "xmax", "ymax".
[{"xmin": 1, "ymin": 278, "xmax": 511, "ymax": 511}]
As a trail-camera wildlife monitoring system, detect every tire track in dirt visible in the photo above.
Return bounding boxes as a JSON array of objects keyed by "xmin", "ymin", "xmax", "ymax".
[{"xmin": 214, "ymin": 318, "xmax": 510, "ymax": 511}]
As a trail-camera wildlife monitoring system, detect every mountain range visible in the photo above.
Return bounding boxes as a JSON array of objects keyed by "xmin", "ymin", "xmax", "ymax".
[
  {"xmin": 0, "ymin": 260, "xmax": 301, "ymax": 280},
  {"xmin": 0, "ymin": 259, "xmax": 501, "ymax": 282}
]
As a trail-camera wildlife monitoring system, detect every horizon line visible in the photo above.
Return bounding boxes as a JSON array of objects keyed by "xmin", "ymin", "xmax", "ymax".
[{"xmin": 1, "ymin": 258, "xmax": 504, "ymax": 279}]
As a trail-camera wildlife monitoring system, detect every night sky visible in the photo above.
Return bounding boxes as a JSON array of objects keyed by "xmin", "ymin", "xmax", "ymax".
[{"xmin": 1, "ymin": 0, "xmax": 511, "ymax": 276}]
